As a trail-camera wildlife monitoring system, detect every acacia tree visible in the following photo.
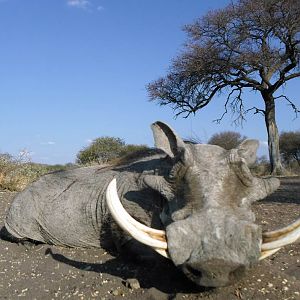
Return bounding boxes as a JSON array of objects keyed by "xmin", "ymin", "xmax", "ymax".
[{"xmin": 148, "ymin": 0, "xmax": 300, "ymax": 175}]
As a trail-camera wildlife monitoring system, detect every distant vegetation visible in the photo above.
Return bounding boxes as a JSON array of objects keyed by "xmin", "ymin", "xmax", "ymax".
[
  {"xmin": 0, "ymin": 152, "xmax": 75, "ymax": 192},
  {"xmin": 1, "ymin": 129, "xmax": 299, "ymax": 192},
  {"xmin": 76, "ymin": 136, "xmax": 149, "ymax": 165},
  {"xmin": 205, "ymin": 130, "xmax": 300, "ymax": 176},
  {"xmin": 280, "ymin": 131, "xmax": 300, "ymax": 172},
  {"xmin": 254, "ymin": 131, "xmax": 300, "ymax": 176},
  {"xmin": 208, "ymin": 131, "xmax": 247, "ymax": 150},
  {"xmin": 0, "ymin": 136, "xmax": 148, "ymax": 191}
]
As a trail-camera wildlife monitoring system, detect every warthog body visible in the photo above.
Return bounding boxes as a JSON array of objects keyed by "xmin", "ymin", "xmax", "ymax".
[{"xmin": 3, "ymin": 121, "xmax": 281, "ymax": 287}]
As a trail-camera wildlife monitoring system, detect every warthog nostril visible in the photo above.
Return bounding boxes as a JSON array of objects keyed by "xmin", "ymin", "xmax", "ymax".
[{"xmin": 182, "ymin": 260, "xmax": 246, "ymax": 287}]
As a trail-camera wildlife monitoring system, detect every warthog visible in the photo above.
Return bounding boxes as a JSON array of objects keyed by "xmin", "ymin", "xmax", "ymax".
[{"xmin": 2, "ymin": 121, "xmax": 300, "ymax": 287}]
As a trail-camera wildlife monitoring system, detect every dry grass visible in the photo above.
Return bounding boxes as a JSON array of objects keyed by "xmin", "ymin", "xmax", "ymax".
[
  {"xmin": 0, "ymin": 152, "xmax": 72, "ymax": 192},
  {"xmin": 0, "ymin": 153, "xmax": 40, "ymax": 191}
]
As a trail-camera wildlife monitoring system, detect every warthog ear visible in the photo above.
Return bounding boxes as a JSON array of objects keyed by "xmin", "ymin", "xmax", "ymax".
[
  {"xmin": 151, "ymin": 121, "xmax": 186, "ymax": 158},
  {"xmin": 237, "ymin": 139, "xmax": 259, "ymax": 166}
]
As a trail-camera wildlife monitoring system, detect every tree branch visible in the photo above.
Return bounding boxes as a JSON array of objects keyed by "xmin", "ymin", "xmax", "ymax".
[
  {"xmin": 245, "ymin": 106, "xmax": 266, "ymax": 116},
  {"xmin": 213, "ymin": 87, "xmax": 246, "ymax": 125},
  {"xmin": 274, "ymin": 94, "xmax": 300, "ymax": 118}
]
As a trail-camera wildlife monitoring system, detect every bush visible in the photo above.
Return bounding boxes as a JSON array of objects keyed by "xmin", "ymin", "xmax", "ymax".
[
  {"xmin": 280, "ymin": 131, "xmax": 300, "ymax": 167},
  {"xmin": 76, "ymin": 137, "xmax": 149, "ymax": 165},
  {"xmin": 208, "ymin": 131, "xmax": 247, "ymax": 150}
]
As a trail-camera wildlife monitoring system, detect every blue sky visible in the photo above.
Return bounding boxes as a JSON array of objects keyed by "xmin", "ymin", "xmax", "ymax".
[{"xmin": 0, "ymin": 0, "xmax": 299, "ymax": 164}]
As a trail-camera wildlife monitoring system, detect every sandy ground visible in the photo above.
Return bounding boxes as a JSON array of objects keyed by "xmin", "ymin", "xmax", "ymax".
[{"xmin": 0, "ymin": 177, "xmax": 300, "ymax": 300}]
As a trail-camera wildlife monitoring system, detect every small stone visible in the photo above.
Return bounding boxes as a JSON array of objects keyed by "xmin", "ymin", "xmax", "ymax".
[
  {"xmin": 112, "ymin": 289, "xmax": 120, "ymax": 296},
  {"xmin": 124, "ymin": 278, "xmax": 140, "ymax": 290}
]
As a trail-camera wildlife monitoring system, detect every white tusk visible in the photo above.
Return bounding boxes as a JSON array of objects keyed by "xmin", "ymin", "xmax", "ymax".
[
  {"xmin": 259, "ymin": 248, "xmax": 281, "ymax": 260},
  {"xmin": 106, "ymin": 178, "xmax": 166, "ymax": 239},
  {"xmin": 261, "ymin": 225, "xmax": 300, "ymax": 251},
  {"xmin": 154, "ymin": 248, "xmax": 170, "ymax": 258},
  {"xmin": 259, "ymin": 219, "xmax": 300, "ymax": 260},
  {"xmin": 262, "ymin": 217, "xmax": 300, "ymax": 242},
  {"xmin": 106, "ymin": 178, "xmax": 168, "ymax": 251}
]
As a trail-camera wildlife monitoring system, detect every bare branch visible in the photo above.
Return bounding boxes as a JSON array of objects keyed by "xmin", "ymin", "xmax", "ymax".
[
  {"xmin": 274, "ymin": 94, "xmax": 300, "ymax": 118},
  {"xmin": 213, "ymin": 97, "xmax": 230, "ymax": 124},
  {"xmin": 213, "ymin": 87, "xmax": 246, "ymax": 125},
  {"xmin": 245, "ymin": 106, "xmax": 266, "ymax": 116},
  {"xmin": 148, "ymin": 0, "xmax": 300, "ymax": 121}
]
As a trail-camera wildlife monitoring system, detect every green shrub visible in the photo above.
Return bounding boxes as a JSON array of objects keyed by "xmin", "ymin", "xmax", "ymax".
[
  {"xmin": 208, "ymin": 131, "xmax": 247, "ymax": 150},
  {"xmin": 76, "ymin": 137, "xmax": 125, "ymax": 165},
  {"xmin": 76, "ymin": 137, "xmax": 149, "ymax": 165}
]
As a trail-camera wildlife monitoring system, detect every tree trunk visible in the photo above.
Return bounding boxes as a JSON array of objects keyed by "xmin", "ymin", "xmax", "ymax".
[{"xmin": 263, "ymin": 94, "xmax": 285, "ymax": 175}]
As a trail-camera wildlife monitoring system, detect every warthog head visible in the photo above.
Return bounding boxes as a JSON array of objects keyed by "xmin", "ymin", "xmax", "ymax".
[{"xmin": 107, "ymin": 121, "xmax": 299, "ymax": 287}]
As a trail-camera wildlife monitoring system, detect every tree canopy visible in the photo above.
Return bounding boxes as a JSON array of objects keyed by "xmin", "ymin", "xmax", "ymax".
[
  {"xmin": 148, "ymin": 0, "xmax": 300, "ymax": 174},
  {"xmin": 148, "ymin": 0, "xmax": 300, "ymax": 117}
]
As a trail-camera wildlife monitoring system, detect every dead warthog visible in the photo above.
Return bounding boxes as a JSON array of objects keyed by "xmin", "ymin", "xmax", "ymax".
[{"xmin": 2, "ymin": 121, "xmax": 300, "ymax": 287}]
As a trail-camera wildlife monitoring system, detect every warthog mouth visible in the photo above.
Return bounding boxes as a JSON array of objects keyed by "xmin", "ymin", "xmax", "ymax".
[{"xmin": 106, "ymin": 178, "xmax": 300, "ymax": 261}]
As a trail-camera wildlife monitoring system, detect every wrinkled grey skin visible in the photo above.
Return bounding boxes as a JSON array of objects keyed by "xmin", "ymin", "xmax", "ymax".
[{"xmin": 3, "ymin": 121, "xmax": 279, "ymax": 287}]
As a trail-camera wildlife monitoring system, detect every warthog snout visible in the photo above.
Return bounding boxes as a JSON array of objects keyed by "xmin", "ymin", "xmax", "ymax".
[
  {"xmin": 165, "ymin": 211, "xmax": 261, "ymax": 287},
  {"xmin": 182, "ymin": 259, "xmax": 246, "ymax": 287}
]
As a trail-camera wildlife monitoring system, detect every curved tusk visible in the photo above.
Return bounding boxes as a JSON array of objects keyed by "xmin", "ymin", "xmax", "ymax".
[
  {"xmin": 259, "ymin": 219, "xmax": 300, "ymax": 260},
  {"xmin": 155, "ymin": 248, "xmax": 170, "ymax": 258},
  {"xmin": 262, "ymin": 216, "xmax": 300, "ymax": 242},
  {"xmin": 106, "ymin": 178, "xmax": 168, "ymax": 251},
  {"xmin": 259, "ymin": 248, "xmax": 281, "ymax": 260},
  {"xmin": 106, "ymin": 178, "xmax": 166, "ymax": 240},
  {"xmin": 261, "ymin": 224, "xmax": 300, "ymax": 251}
]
